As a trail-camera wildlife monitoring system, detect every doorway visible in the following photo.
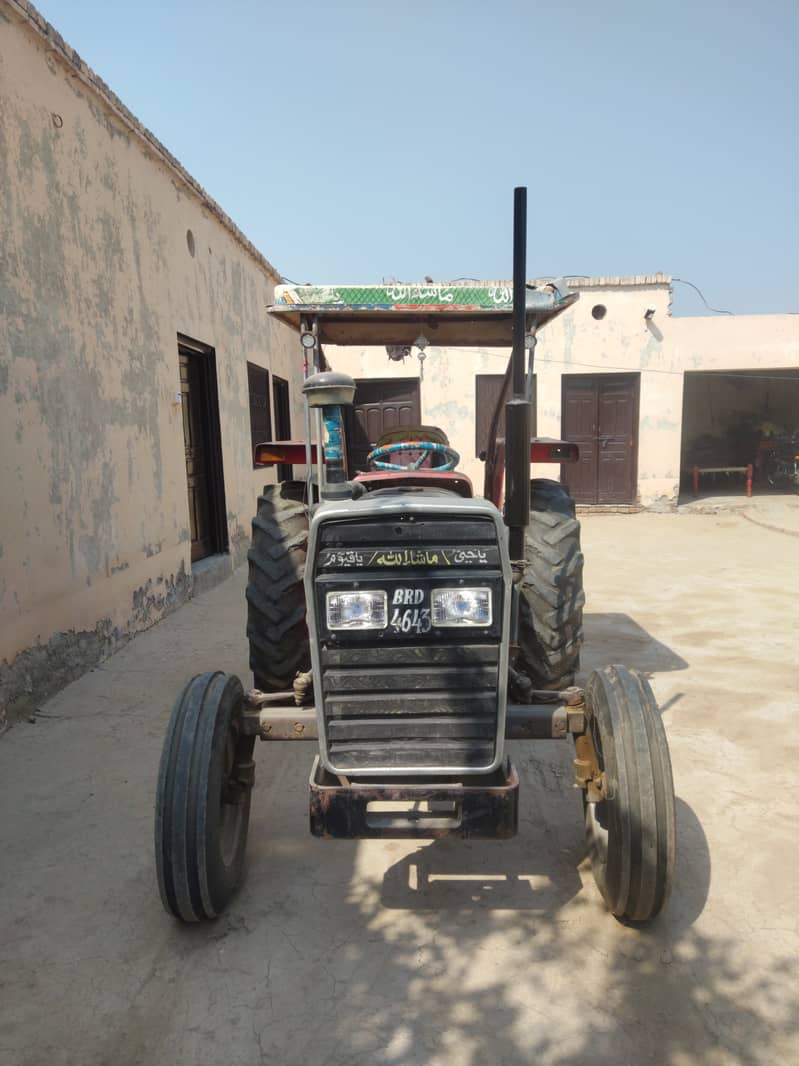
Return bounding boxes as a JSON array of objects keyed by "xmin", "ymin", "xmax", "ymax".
[
  {"xmin": 680, "ymin": 368, "xmax": 799, "ymax": 497},
  {"xmin": 178, "ymin": 336, "xmax": 228, "ymax": 561},
  {"xmin": 562, "ymin": 373, "xmax": 640, "ymax": 504},
  {"xmin": 346, "ymin": 377, "xmax": 421, "ymax": 475}
]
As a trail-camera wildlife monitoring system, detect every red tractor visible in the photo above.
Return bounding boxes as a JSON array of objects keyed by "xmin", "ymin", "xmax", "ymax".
[{"xmin": 155, "ymin": 189, "xmax": 675, "ymax": 925}]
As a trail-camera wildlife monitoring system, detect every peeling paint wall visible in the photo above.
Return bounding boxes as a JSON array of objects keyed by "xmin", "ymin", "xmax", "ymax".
[
  {"xmin": 330, "ymin": 283, "xmax": 799, "ymax": 511},
  {"xmin": 0, "ymin": 3, "xmax": 304, "ymax": 727}
]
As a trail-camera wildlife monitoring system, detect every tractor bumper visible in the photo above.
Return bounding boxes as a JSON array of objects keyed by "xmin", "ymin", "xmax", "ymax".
[{"xmin": 308, "ymin": 756, "xmax": 519, "ymax": 839}]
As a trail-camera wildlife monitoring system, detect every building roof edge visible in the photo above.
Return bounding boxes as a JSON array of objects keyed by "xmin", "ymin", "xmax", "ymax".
[
  {"xmin": 4, "ymin": 0, "xmax": 284, "ymax": 283},
  {"xmin": 544, "ymin": 274, "xmax": 673, "ymax": 290}
]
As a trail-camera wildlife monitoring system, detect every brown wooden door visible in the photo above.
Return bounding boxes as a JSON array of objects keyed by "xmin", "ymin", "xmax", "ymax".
[
  {"xmin": 562, "ymin": 374, "xmax": 639, "ymax": 504},
  {"xmin": 475, "ymin": 374, "xmax": 507, "ymax": 458},
  {"xmin": 180, "ymin": 349, "xmax": 213, "ymax": 561},
  {"xmin": 475, "ymin": 373, "xmax": 537, "ymax": 458},
  {"xmin": 562, "ymin": 376, "xmax": 599, "ymax": 503},
  {"xmin": 346, "ymin": 378, "xmax": 421, "ymax": 475}
]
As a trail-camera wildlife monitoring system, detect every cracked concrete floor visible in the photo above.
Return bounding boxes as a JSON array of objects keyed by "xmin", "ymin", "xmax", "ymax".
[{"xmin": 1, "ymin": 508, "xmax": 798, "ymax": 1066}]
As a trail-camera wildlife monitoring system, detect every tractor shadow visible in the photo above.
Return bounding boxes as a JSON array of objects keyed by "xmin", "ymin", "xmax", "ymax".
[
  {"xmin": 378, "ymin": 743, "xmax": 585, "ymax": 915},
  {"xmin": 379, "ymin": 831, "xmax": 583, "ymax": 914},
  {"xmin": 379, "ymin": 614, "xmax": 694, "ymax": 918},
  {"xmin": 346, "ymin": 793, "xmax": 739, "ymax": 1066},
  {"xmin": 180, "ymin": 758, "xmax": 770, "ymax": 1066},
  {"xmin": 379, "ymin": 781, "xmax": 710, "ymax": 931},
  {"xmin": 581, "ymin": 611, "xmax": 689, "ymax": 680}
]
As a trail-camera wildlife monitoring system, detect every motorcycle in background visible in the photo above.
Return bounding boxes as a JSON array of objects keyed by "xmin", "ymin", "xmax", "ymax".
[{"xmin": 764, "ymin": 432, "xmax": 799, "ymax": 488}]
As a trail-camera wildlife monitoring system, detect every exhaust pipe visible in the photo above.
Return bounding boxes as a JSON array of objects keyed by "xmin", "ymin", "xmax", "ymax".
[{"xmin": 504, "ymin": 187, "xmax": 531, "ymax": 561}]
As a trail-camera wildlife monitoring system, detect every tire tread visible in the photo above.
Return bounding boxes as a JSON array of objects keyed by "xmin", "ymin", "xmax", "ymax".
[
  {"xmin": 246, "ymin": 484, "xmax": 311, "ymax": 690},
  {"xmin": 155, "ymin": 672, "xmax": 250, "ymax": 922},
  {"xmin": 583, "ymin": 664, "xmax": 675, "ymax": 923},
  {"xmin": 516, "ymin": 479, "xmax": 584, "ymax": 689}
]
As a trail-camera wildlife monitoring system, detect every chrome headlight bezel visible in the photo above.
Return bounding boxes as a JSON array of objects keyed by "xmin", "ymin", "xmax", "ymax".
[
  {"xmin": 430, "ymin": 586, "xmax": 492, "ymax": 628},
  {"xmin": 325, "ymin": 589, "xmax": 388, "ymax": 631}
]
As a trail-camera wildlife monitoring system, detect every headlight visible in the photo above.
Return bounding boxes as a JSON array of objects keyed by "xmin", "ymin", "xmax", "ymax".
[
  {"xmin": 326, "ymin": 590, "xmax": 388, "ymax": 630},
  {"xmin": 431, "ymin": 587, "xmax": 492, "ymax": 627}
]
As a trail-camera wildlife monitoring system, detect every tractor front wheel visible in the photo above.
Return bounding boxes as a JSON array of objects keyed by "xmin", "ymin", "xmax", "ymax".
[
  {"xmin": 155, "ymin": 672, "xmax": 255, "ymax": 921},
  {"xmin": 582, "ymin": 664, "xmax": 676, "ymax": 923}
]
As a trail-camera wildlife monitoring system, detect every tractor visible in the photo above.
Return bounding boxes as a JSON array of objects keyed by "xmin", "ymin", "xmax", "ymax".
[{"xmin": 155, "ymin": 189, "xmax": 675, "ymax": 925}]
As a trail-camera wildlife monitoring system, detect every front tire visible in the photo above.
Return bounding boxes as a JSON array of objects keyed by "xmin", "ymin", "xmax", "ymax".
[
  {"xmin": 515, "ymin": 479, "xmax": 584, "ymax": 689},
  {"xmin": 582, "ymin": 665, "xmax": 676, "ymax": 923},
  {"xmin": 155, "ymin": 672, "xmax": 255, "ymax": 921}
]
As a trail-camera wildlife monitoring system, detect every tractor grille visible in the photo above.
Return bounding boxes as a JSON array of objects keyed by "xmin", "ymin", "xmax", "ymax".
[
  {"xmin": 321, "ymin": 644, "xmax": 500, "ymax": 769},
  {"xmin": 313, "ymin": 513, "xmax": 505, "ymax": 773}
]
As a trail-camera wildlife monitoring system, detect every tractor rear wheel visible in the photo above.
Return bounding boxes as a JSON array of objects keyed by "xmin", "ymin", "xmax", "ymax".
[
  {"xmin": 515, "ymin": 479, "xmax": 584, "ymax": 690},
  {"xmin": 155, "ymin": 672, "xmax": 255, "ymax": 921},
  {"xmin": 582, "ymin": 665, "xmax": 676, "ymax": 923},
  {"xmin": 246, "ymin": 482, "xmax": 310, "ymax": 691}
]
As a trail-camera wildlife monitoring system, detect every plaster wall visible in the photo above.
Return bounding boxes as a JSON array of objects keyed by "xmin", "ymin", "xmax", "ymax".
[
  {"xmin": 670, "ymin": 313, "xmax": 799, "ymax": 371},
  {"xmin": 0, "ymin": 3, "xmax": 304, "ymax": 725}
]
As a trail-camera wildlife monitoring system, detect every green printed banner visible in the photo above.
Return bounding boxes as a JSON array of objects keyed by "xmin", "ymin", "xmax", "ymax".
[{"xmin": 273, "ymin": 283, "xmax": 514, "ymax": 310}]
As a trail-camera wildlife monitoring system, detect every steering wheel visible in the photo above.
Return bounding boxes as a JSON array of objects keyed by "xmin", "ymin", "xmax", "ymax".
[{"xmin": 367, "ymin": 440, "xmax": 461, "ymax": 472}]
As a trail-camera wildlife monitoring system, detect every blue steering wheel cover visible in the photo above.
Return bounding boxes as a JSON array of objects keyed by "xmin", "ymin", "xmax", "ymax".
[{"xmin": 367, "ymin": 440, "xmax": 460, "ymax": 472}]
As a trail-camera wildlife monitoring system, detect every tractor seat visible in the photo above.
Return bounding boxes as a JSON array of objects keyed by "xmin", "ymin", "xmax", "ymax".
[{"xmin": 374, "ymin": 425, "xmax": 450, "ymax": 448}]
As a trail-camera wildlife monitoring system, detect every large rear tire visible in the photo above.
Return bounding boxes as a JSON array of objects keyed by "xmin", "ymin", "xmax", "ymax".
[
  {"xmin": 155, "ymin": 672, "xmax": 255, "ymax": 922},
  {"xmin": 246, "ymin": 482, "xmax": 310, "ymax": 691},
  {"xmin": 515, "ymin": 479, "xmax": 584, "ymax": 690},
  {"xmin": 583, "ymin": 665, "xmax": 676, "ymax": 923}
]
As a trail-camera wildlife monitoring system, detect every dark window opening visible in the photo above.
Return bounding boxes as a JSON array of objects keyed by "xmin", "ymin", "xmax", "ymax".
[
  {"xmin": 591, "ymin": 304, "xmax": 607, "ymax": 320},
  {"xmin": 248, "ymin": 363, "xmax": 272, "ymax": 467},
  {"xmin": 272, "ymin": 375, "xmax": 292, "ymax": 481}
]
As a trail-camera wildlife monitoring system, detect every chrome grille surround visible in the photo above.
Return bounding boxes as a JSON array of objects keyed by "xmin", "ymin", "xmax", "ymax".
[{"xmin": 304, "ymin": 492, "xmax": 511, "ymax": 776}]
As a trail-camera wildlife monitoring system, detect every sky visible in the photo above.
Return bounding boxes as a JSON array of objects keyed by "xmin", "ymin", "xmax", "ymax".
[{"xmin": 37, "ymin": 0, "xmax": 799, "ymax": 316}]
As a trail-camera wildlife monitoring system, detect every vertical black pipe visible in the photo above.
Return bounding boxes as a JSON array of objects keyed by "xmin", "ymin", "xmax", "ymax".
[
  {"xmin": 505, "ymin": 187, "xmax": 531, "ymax": 560},
  {"xmin": 511, "ymin": 187, "xmax": 527, "ymax": 400}
]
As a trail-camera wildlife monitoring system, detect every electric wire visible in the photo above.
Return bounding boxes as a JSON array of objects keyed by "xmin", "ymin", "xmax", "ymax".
[
  {"xmin": 671, "ymin": 278, "xmax": 733, "ymax": 315},
  {"xmin": 455, "ymin": 347, "xmax": 799, "ymax": 382}
]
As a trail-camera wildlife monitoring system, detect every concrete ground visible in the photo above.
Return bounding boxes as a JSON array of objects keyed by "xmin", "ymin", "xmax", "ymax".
[{"xmin": 2, "ymin": 502, "xmax": 798, "ymax": 1066}]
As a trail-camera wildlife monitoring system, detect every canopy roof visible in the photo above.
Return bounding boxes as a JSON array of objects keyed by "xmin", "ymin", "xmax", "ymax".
[{"xmin": 267, "ymin": 281, "xmax": 578, "ymax": 346}]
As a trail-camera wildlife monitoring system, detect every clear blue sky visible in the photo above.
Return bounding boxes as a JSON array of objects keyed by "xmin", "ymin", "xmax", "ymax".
[{"xmin": 38, "ymin": 0, "xmax": 798, "ymax": 316}]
